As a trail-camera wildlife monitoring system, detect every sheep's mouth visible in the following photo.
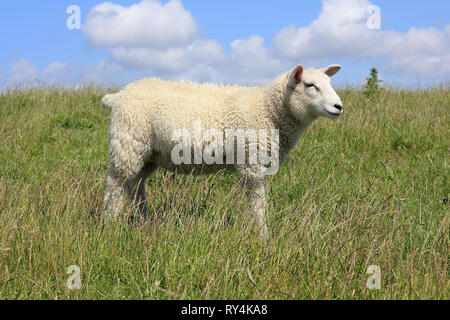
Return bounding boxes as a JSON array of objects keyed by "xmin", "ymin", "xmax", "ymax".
[{"xmin": 325, "ymin": 110, "xmax": 341, "ymax": 116}]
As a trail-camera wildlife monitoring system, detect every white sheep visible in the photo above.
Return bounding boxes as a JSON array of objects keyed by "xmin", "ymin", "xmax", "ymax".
[{"xmin": 102, "ymin": 64, "xmax": 343, "ymax": 236}]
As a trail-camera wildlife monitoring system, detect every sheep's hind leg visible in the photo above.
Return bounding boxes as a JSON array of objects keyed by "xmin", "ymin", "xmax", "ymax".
[{"xmin": 103, "ymin": 173, "xmax": 128, "ymax": 220}]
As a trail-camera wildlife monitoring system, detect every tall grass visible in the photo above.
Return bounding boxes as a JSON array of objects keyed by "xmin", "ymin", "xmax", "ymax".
[{"xmin": 0, "ymin": 85, "xmax": 448, "ymax": 299}]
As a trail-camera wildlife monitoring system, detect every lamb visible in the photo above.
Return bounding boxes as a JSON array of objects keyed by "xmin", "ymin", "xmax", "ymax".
[{"xmin": 102, "ymin": 64, "xmax": 343, "ymax": 237}]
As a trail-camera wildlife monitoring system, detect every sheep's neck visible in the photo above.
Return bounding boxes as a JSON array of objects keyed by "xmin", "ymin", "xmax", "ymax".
[{"xmin": 262, "ymin": 77, "xmax": 317, "ymax": 160}]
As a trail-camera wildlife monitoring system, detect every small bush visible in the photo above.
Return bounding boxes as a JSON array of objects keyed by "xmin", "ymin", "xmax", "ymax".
[{"xmin": 364, "ymin": 68, "xmax": 383, "ymax": 97}]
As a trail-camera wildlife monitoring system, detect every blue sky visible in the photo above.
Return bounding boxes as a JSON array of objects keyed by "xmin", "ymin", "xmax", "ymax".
[{"xmin": 1, "ymin": 0, "xmax": 449, "ymax": 88}]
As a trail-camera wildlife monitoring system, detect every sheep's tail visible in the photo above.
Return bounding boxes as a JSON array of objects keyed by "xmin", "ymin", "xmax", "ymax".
[{"xmin": 102, "ymin": 94, "xmax": 117, "ymax": 110}]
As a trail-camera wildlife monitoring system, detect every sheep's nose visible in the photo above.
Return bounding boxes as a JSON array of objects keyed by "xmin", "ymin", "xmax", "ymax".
[{"xmin": 334, "ymin": 104, "xmax": 343, "ymax": 111}]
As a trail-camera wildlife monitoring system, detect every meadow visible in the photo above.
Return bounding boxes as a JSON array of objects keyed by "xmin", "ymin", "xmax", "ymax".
[{"xmin": 0, "ymin": 84, "xmax": 448, "ymax": 299}]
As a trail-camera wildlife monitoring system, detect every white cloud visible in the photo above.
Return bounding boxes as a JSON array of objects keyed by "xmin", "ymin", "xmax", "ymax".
[
  {"xmin": 81, "ymin": 60, "xmax": 126, "ymax": 83},
  {"xmin": 274, "ymin": 0, "xmax": 374, "ymax": 60},
  {"xmin": 272, "ymin": 0, "xmax": 450, "ymax": 78},
  {"xmin": 108, "ymin": 36, "xmax": 285, "ymax": 85},
  {"xmin": 82, "ymin": 0, "xmax": 198, "ymax": 49},
  {"xmin": 87, "ymin": 0, "xmax": 450, "ymax": 82},
  {"xmin": 9, "ymin": 59, "xmax": 39, "ymax": 84},
  {"xmin": 5, "ymin": 0, "xmax": 450, "ymax": 88},
  {"xmin": 110, "ymin": 39, "xmax": 226, "ymax": 73},
  {"xmin": 388, "ymin": 54, "xmax": 450, "ymax": 78},
  {"xmin": 384, "ymin": 26, "xmax": 450, "ymax": 77},
  {"xmin": 230, "ymin": 36, "xmax": 284, "ymax": 77},
  {"xmin": 4, "ymin": 59, "xmax": 137, "ymax": 88},
  {"xmin": 40, "ymin": 62, "xmax": 75, "ymax": 83},
  {"xmin": 80, "ymin": 0, "xmax": 288, "ymax": 85}
]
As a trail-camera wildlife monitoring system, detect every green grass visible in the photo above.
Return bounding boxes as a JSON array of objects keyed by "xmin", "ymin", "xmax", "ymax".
[{"xmin": 0, "ymin": 85, "xmax": 448, "ymax": 299}]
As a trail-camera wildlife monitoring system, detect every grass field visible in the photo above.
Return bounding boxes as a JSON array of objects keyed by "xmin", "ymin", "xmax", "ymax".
[{"xmin": 0, "ymin": 84, "xmax": 448, "ymax": 299}]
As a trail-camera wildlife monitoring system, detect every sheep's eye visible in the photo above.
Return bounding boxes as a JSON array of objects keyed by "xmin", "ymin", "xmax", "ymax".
[{"xmin": 304, "ymin": 82, "xmax": 319, "ymax": 91}]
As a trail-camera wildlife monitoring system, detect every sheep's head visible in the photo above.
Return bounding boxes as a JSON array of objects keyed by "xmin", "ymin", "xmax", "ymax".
[{"xmin": 286, "ymin": 64, "xmax": 343, "ymax": 120}]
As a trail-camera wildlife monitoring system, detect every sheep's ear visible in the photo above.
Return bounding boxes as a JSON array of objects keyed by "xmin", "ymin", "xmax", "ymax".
[
  {"xmin": 321, "ymin": 64, "xmax": 341, "ymax": 77},
  {"xmin": 288, "ymin": 65, "xmax": 304, "ymax": 89}
]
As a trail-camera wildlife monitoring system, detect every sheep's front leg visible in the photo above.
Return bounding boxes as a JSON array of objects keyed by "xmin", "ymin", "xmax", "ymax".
[
  {"xmin": 249, "ymin": 183, "xmax": 268, "ymax": 237},
  {"xmin": 239, "ymin": 172, "xmax": 269, "ymax": 237}
]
